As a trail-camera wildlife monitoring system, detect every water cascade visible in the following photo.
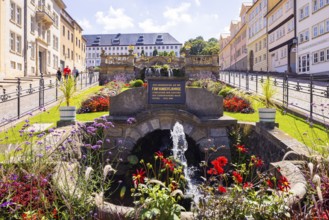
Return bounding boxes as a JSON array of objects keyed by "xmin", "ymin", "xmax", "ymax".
[
  {"xmin": 171, "ymin": 122, "xmax": 200, "ymax": 204},
  {"xmin": 168, "ymin": 69, "xmax": 173, "ymax": 77}
]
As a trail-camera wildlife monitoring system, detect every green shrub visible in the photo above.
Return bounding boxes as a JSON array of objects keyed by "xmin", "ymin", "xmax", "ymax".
[
  {"xmin": 191, "ymin": 80, "xmax": 201, "ymax": 87},
  {"xmin": 218, "ymin": 86, "xmax": 233, "ymax": 98},
  {"xmin": 207, "ymin": 81, "xmax": 223, "ymax": 94},
  {"xmin": 131, "ymin": 79, "xmax": 144, "ymax": 87}
]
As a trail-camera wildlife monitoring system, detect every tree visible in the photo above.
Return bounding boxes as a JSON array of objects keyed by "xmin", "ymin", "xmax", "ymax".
[
  {"xmin": 181, "ymin": 36, "xmax": 220, "ymax": 56},
  {"xmin": 153, "ymin": 49, "xmax": 158, "ymax": 56}
]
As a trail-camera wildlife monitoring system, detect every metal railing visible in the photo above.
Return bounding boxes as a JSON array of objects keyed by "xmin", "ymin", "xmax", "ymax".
[
  {"xmin": 219, "ymin": 71, "xmax": 329, "ymax": 125},
  {"xmin": 0, "ymin": 71, "xmax": 99, "ymax": 127}
]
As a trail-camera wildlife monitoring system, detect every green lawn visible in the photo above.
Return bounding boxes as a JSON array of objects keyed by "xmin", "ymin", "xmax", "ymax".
[
  {"xmin": 225, "ymin": 110, "xmax": 329, "ymax": 155},
  {"xmin": 0, "ymin": 85, "xmax": 107, "ymax": 144}
]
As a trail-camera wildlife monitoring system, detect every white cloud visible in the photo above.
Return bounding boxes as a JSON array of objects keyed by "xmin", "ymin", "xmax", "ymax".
[
  {"xmin": 195, "ymin": 0, "xmax": 201, "ymax": 6},
  {"xmin": 77, "ymin": 18, "xmax": 92, "ymax": 31},
  {"xmin": 163, "ymin": 3, "xmax": 192, "ymax": 23},
  {"xmin": 139, "ymin": 3, "xmax": 192, "ymax": 32},
  {"xmin": 95, "ymin": 7, "xmax": 134, "ymax": 31}
]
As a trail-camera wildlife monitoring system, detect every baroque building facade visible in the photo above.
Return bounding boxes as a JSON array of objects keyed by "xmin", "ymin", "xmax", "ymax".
[
  {"xmin": 84, "ymin": 33, "xmax": 182, "ymax": 68},
  {"xmin": 220, "ymin": 0, "xmax": 329, "ymax": 75},
  {"xmin": 0, "ymin": 0, "xmax": 85, "ymax": 79}
]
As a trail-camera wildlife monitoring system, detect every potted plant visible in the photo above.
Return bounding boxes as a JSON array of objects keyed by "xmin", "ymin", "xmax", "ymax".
[
  {"xmin": 58, "ymin": 75, "xmax": 76, "ymax": 126},
  {"xmin": 258, "ymin": 77, "xmax": 278, "ymax": 124}
]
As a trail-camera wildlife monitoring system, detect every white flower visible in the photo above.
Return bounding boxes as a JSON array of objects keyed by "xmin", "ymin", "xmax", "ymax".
[
  {"xmin": 103, "ymin": 165, "xmax": 116, "ymax": 181},
  {"xmin": 308, "ymin": 162, "xmax": 314, "ymax": 177},
  {"xmin": 94, "ymin": 191, "xmax": 104, "ymax": 207},
  {"xmin": 85, "ymin": 166, "xmax": 94, "ymax": 181}
]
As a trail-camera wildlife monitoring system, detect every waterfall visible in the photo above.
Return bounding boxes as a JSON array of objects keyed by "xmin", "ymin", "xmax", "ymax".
[
  {"xmin": 171, "ymin": 122, "xmax": 200, "ymax": 204},
  {"xmin": 168, "ymin": 69, "xmax": 173, "ymax": 77}
]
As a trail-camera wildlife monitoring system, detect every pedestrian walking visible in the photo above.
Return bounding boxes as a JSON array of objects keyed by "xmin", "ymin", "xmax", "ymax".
[
  {"xmin": 73, "ymin": 67, "xmax": 79, "ymax": 80},
  {"xmin": 63, "ymin": 65, "xmax": 71, "ymax": 79},
  {"xmin": 56, "ymin": 67, "xmax": 62, "ymax": 81}
]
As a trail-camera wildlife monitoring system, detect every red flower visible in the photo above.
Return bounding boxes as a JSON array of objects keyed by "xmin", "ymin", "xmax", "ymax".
[
  {"xmin": 212, "ymin": 156, "xmax": 228, "ymax": 167},
  {"xmin": 207, "ymin": 166, "xmax": 224, "ymax": 175},
  {"xmin": 243, "ymin": 182, "xmax": 254, "ymax": 189},
  {"xmin": 251, "ymin": 155, "xmax": 264, "ymax": 168},
  {"xmin": 132, "ymin": 168, "xmax": 146, "ymax": 187},
  {"xmin": 52, "ymin": 208, "xmax": 58, "ymax": 219},
  {"xmin": 232, "ymin": 171, "xmax": 243, "ymax": 184},
  {"xmin": 236, "ymin": 144, "xmax": 248, "ymax": 153},
  {"xmin": 162, "ymin": 158, "xmax": 175, "ymax": 171},
  {"xmin": 155, "ymin": 151, "xmax": 164, "ymax": 160},
  {"xmin": 266, "ymin": 179, "xmax": 274, "ymax": 188},
  {"xmin": 278, "ymin": 176, "xmax": 290, "ymax": 192},
  {"xmin": 209, "ymin": 156, "xmax": 228, "ymax": 175},
  {"xmin": 218, "ymin": 186, "xmax": 227, "ymax": 193}
]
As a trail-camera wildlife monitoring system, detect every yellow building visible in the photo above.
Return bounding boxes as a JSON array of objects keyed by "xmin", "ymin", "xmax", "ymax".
[
  {"xmin": 246, "ymin": 0, "xmax": 268, "ymax": 72},
  {"xmin": 219, "ymin": 33, "xmax": 231, "ymax": 70},
  {"xmin": 60, "ymin": 10, "xmax": 86, "ymax": 73}
]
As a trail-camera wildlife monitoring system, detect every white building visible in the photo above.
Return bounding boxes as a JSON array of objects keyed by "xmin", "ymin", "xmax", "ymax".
[
  {"xmin": 0, "ymin": 0, "xmax": 65, "ymax": 79},
  {"xmin": 267, "ymin": 0, "xmax": 296, "ymax": 73},
  {"xmin": 297, "ymin": 0, "xmax": 329, "ymax": 75},
  {"xmin": 84, "ymin": 33, "xmax": 182, "ymax": 68}
]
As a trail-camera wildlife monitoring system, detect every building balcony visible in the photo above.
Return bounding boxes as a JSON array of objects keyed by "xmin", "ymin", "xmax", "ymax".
[{"xmin": 36, "ymin": 6, "xmax": 54, "ymax": 27}]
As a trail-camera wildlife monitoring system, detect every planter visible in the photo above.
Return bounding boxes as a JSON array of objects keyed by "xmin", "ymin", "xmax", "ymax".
[
  {"xmin": 59, "ymin": 106, "xmax": 76, "ymax": 121},
  {"xmin": 258, "ymin": 108, "xmax": 276, "ymax": 123}
]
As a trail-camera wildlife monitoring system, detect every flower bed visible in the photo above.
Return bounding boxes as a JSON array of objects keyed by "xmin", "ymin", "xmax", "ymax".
[
  {"xmin": 77, "ymin": 94, "xmax": 109, "ymax": 114},
  {"xmin": 223, "ymin": 95, "xmax": 254, "ymax": 113}
]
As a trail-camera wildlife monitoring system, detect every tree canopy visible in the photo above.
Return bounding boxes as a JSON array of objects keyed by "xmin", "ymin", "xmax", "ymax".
[{"xmin": 180, "ymin": 36, "xmax": 219, "ymax": 56}]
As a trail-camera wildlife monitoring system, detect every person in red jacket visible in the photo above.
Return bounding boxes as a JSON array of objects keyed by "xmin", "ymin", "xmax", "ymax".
[{"xmin": 63, "ymin": 65, "xmax": 71, "ymax": 79}]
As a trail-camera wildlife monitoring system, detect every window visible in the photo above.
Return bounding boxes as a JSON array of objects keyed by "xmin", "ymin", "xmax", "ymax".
[
  {"xmin": 67, "ymin": 30, "xmax": 70, "ymax": 40},
  {"xmin": 326, "ymin": 20, "xmax": 329, "ymax": 32},
  {"xmin": 71, "ymin": 51, "xmax": 73, "ymax": 60},
  {"xmin": 16, "ymin": 6, "xmax": 21, "ymax": 25},
  {"xmin": 10, "ymin": 32, "xmax": 15, "ymax": 51},
  {"xmin": 313, "ymin": 0, "xmax": 318, "ymax": 11},
  {"xmin": 30, "ymin": 16, "xmax": 35, "ymax": 33},
  {"xmin": 63, "ymin": 26, "xmax": 65, "ymax": 36},
  {"xmin": 313, "ymin": 26, "xmax": 318, "ymax": 38},
  {"xmin": 11, "ymin": 61, "xmax": 16, "ymax": 69},
  {"xmin": 17, "ymin": 63, "xmax": 22, "ymax": 70},
  {"xmin": 320, "ymin": 51, "xmax": 325, "ymax": 61},
  {"xmin": 47, "ymin": 30, "xmax": 50, "ymax": 44},
  {"xmin": 53, "ymin": 35, "xmax": 58, "ymax": 50},
  {"xmin": 299, "ymin": 54, "xmax": 310, "ymax": 73},
  {"xmin": 47, "ymin": 51, "xmax": 51, "ymax": 66},
  {"xmin": 30, "ymin": 43, "xmax": 35, "ymax": 60},
  {"xmin": 71, "ymin": 33, "xmax": 73, "ymax": 42},
  {"xmin": 63, "ymin": 45, "xmax": 65, "ymax": 55},
  {"xmin": 319, "ymin": 22, "xmax": 325, "ymax": 35},
  {"xmin": 313, "ymin": 52, "xmax": 319, "ymax": 63},
  {"xmin": 263, "ymin": 38, "xmax": 267, "ymax": 48},
  {"xmin": 16, "ymin": 35, "xmax": 21, "ymax": 54},
  {"xmin": 10, "ymin": 2, "xmax": 15, "ymax": 21},
  {"xmin": 327, "ymin": 49, "xmax": 329, "ymax": 60},
  {"xmin": 67, "ymin": 48, "xmax": 70, "ymax": 58}
]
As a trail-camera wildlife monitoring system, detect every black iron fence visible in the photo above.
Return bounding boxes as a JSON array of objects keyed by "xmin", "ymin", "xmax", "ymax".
[
  {"xmin": 0, "ymin": 72, "xmax": 99, "ymax": 127},
  {"xmin": 219, "ymin": 71, "xmax": 329, "ymax": 124}
]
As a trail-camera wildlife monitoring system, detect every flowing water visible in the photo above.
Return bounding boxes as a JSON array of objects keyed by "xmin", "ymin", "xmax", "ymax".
[{"xmin": 171, "ymin": 122, "xmax": 200, "ymax": 204}]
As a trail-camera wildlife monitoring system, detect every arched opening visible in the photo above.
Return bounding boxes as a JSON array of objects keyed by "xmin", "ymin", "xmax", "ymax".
[
  {"xmin": 107, "ymin": 129, "xmax": 202, "ymax": 207},
  {"xmin": 132, "ymin": 129, "xmax": 201, "ymax": 167}
]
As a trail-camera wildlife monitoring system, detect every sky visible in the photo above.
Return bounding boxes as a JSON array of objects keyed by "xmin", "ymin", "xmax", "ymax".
[{"xmin": 64, "ymin": 0, "xmax": 251, "ymax": 43}]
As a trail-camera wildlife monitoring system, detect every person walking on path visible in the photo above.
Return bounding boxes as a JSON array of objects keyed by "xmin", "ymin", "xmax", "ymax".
[
  {"xmin": 56, "ymin": 67, "xmax": 62, "ymax": 81},
  {"xmin": 73, "ymin": 67, "xmax": 79, "ymax": 80},
  {"xmin": 63, "ymin": 65, "xmax": 71, "ymax": 79}
]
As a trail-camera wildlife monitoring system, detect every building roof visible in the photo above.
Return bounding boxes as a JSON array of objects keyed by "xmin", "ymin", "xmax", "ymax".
[{"xmin": 83, "ymin": 33, "xmax": 182, "ymax": 47}]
